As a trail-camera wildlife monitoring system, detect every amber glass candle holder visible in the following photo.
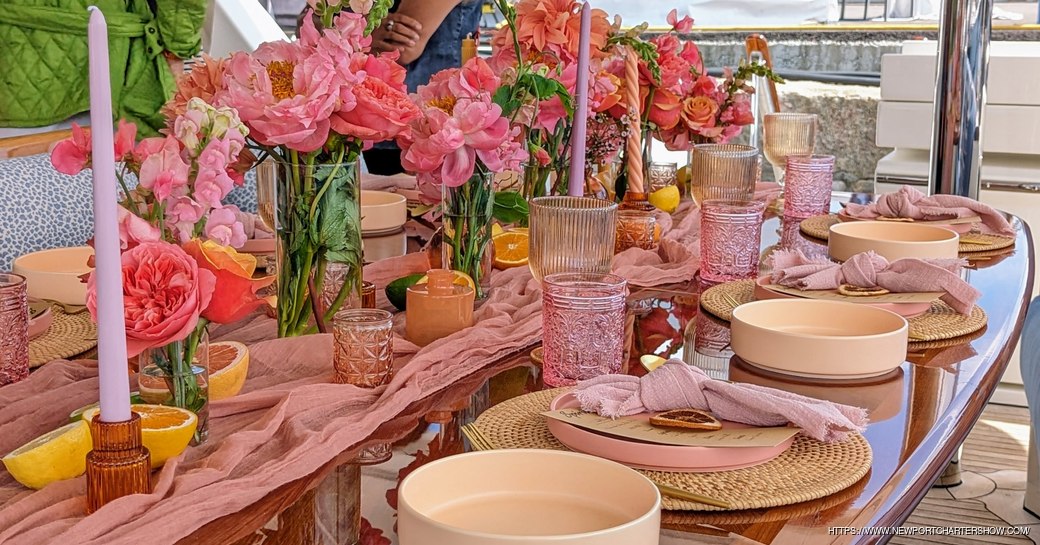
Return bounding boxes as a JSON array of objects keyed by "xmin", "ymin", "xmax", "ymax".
[{"xmin": 86, "ymin": 413, "xmax": 151, "ymax": 514}]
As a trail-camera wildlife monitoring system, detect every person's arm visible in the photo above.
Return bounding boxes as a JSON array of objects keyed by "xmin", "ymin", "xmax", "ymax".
[{"xmin": 375, "ymin": 0, "xmax": 462, "ymax": 65}]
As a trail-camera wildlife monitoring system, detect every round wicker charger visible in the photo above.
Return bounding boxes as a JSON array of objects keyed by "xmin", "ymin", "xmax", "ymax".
[
  {"xmin": 799, "ymin": 214, "xmax": 1015, "ymax": 253},
  {"xmin": 472, "ymin": 388, "xmax": 873, "ymax": 512},
  {"xmin": 29, "ymin": 305, "xmax": 97, "ymax": 368},
  {"xmin": 700, "ymin": 280, "xmax": 988, "ymax": 342}
]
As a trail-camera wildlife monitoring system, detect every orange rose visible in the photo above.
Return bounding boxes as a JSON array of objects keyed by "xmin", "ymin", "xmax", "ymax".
[
  {"xmin": 680, "ymin": 96, "xmax": 720, "ymax": 130},
  {"xmin": 183, "ymin": 240, "xmax": 275, "ymax": 324},
  {"xmin": 642, "ymin": 88, "xmax": 683, "ymax": 131}
]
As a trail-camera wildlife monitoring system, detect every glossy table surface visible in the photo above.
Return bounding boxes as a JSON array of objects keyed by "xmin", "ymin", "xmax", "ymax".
[{"xmin": 217, "ymin": 202, "xmax": 1035, "ymax": 545}]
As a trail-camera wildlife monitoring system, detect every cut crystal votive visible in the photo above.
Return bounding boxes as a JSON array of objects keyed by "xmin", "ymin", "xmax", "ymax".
[
  {"xmin": 647, "ymin": 161, "xmax": 678, "ymax": 193},
  {"xmin": 0, "ymin": 273, "xmax": 29, "ymax": 385},
  {"xmin": 333, "ymin": 308, "xmax": 394, "ymax": 464},
  {"xmin": 541, "ymin": 273, "xmax": 628, "ymax": 387},
  {"xmin": 783, "ymin": 154, "xmax": 835, "ymax": 219},
  {"xmin": 699, "ymin": 199, "xmax": 767, "ymax": 283},
  {"xmin": 529, "ymin": 196, "xmax": 618, "ymax": 283},
  {"xmin": 615, "ymin": 209, "xmax": 658, "ymax": 254},
  {"xmin": 689, "ymin": 144, "xmax": 759, "ymax": 206}
]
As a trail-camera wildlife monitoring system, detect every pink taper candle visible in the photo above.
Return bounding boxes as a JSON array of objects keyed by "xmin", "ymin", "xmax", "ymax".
[
  {"xmin": 624, "ymin": 48, "xmax": 644, "ymax": 195},
  {"xmin": 566, "ymin": 1, "xmax": 592, "ymax": 196},
  {"xmin": 88, "ymin": 6, "xmax": 132, "ymax": 423}
]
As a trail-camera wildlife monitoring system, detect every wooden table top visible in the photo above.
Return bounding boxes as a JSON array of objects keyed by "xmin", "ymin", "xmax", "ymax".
[{"xmin": 199, "ymin": 207, "xmax": 1035, "ymax": 545}]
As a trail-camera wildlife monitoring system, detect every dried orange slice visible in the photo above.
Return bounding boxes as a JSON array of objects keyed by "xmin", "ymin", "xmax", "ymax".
[{"xmin": 492, "ymin": 231, "xmax": 530, "ymax": 269}]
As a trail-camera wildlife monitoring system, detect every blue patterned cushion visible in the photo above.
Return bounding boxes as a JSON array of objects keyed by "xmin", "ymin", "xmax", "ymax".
[
  {"xmin": 225, "ymin": 169, "xmax": 258, "ymax": 214},
  {"xmin": 0, "ymin": 154, "xmax": 94, "ymax": 270}
]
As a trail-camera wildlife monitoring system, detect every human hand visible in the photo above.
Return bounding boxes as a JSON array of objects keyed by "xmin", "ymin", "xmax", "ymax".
[{"xmin": 371, "ymin": 13, "xmax": 422, "ymax": 56}]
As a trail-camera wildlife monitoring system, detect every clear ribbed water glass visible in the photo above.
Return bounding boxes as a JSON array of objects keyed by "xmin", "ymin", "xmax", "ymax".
[
  {"xmin": 541, "ymin": 273, "xmax": 628, "ymax": 387},
  {"xmin": 762, "ymin": 113, "xmax": 817, "ymax": 187},
  {"xmin": 529, "ymin": 196, "xmax": 618, "ymax": 283},
  {"xmin": 782, "ymin": 154, "xmax": 835, "ymax": 219},
  {"xmin": 689, "ymin": 144, "xmax": 760, "ymax": 206}
]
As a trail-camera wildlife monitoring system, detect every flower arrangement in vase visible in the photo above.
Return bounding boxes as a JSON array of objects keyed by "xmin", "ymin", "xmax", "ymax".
[
  {"xmin": 398, "ymin": 58, "xmax": 529, "ymax": 299},
  {"xmin": 51, "ymin": 100, "xmax": 273, "ymax": 443}
]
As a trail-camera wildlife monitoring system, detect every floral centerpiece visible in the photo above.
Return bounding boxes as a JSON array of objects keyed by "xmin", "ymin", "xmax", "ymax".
[
  {"xmin": 488, "ymin": 0, "xmax": 620, "ymax": 206},
  {"xmin": 210, "ymin": 4, "xmax": 418, "ymax": 337},
  {"xmin": 398, "ymin": 58, "xmax": 528, "ymax": 298},
  {"xmin": 51, "ymin": 100, "xmax": 273, "ymax": 443}
]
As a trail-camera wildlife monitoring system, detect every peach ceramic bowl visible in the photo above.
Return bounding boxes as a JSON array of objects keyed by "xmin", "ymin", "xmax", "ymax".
[
  {"xmin": 828, "ymin": 221, "xmax": 959, "ymax": 262},
  {"xmin": 13, "ymin": 247, "xmax": 94, "ymax": 305},
  {"xmin": 398, "ymin": 449, "xmax": 661, "ymax": 545},
  {"xmin": 360, "ymin": 190, "xmax": 408, "ymax": 236},
  {"xmin": 731, "ymin": 299, "xmax": 909, "ymax": 379}
]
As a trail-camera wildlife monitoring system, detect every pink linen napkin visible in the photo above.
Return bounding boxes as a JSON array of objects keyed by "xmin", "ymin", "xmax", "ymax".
[
  {"xmin": 770, "ymin": 248, "xmax": 980, "ymax": 314},
  {"xmin": 574, "ymin": 361, "xmax": 867, "ymax": 443},
  {"xmin": 843, "ymin": 186, "xmax": 1014, "ymax": 236}
]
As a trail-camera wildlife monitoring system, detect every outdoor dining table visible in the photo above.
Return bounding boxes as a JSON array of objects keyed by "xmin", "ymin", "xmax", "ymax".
[{"xmin": 4, "ymin": 197, "xmax": 1033, "ymax": 545}]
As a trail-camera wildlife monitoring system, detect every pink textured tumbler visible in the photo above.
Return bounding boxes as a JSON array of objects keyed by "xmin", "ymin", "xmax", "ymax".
[
  {"xmin": 0, "ymin": 273, "xmax": 29, "ymax": 385},
  {"xmin": 783, "ymin": 154, "xmax": 835, "ymax": 219},
  {"xmin": 699, "ymin": 200, "xmax": 767, "ymax": 283},
  {"xmin": 541, "ymin": 273, "xmax": 627, "ymax": 387}
]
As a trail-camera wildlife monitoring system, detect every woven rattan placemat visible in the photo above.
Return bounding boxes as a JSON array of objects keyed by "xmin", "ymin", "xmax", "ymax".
[
  {"xmin": 29, "ymin": 305, "xmax": 97, "ymax": 368},
  {"xmin": 472, "ymin": 388, "xmax": 873, "ymax": 512},
  {"xmin": 799, "ymin": 214, "xmax": 1015, "ymax": 253},
  {"xmin": 700, "ymin": 280, "xmax": 988, "ymax": 342}
]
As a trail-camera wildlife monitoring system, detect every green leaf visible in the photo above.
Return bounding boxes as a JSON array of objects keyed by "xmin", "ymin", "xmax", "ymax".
[{"xmin": 492, "ymin": 191, "xmax": 530, "ymax": 224}]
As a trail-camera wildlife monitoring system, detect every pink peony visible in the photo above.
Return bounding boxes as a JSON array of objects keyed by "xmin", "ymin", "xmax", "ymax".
[
  {"xmin": 450, "ymin": 58, "xmax": 501, "ymax": 98},
  {"xmin": 116, "ymin": 205, "xmax": 162, "ymax": 249},
  {"xmin": 352, "ymin": 52, "xmax": 407, "ymax": 92},
  {"xmin": 86, "ymin": 241, "xmax": 216, "ymax": 357},
  {"xmin": 50, "ymin": 123, "xmax": 92, "ymax": 175},
  {"xmin": 223, "ymin": 39, "xmax": 337, "ymax": 153},
  {"xmin": 138, "ymin": 137, "xmax": 190, "ymax": 202},
  {"xmin": 331, "ymin": 76, "xmax": 421, "ymax": 143},
  {"xmin": 204, "ymin": 205, "xmax": 248, "ymax": 248}
]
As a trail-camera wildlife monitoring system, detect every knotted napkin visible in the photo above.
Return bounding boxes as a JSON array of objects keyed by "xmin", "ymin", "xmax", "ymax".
[
  {"xmin": 770, "ymin": 248, "xmax": 980, "ymax": 315},
  {"xmin": 843, "ymin": 185, "xmax": 1014, "ymax": 236},
  {"xmin": 573, "ymin": 362, "xmax": 868, "ymax": 443}
]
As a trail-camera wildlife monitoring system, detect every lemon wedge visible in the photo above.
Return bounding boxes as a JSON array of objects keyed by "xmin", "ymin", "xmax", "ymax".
[
  {"xmin": 640, "ymin": 354, "xmax": 667, "ymax": 373},
  {"xmin": 83, "ymin": 405, "xmax": 197, "ymax": 469},
  {"xmin": 3, "ymin": 420, "xmax": 92, "ymax": 489}
]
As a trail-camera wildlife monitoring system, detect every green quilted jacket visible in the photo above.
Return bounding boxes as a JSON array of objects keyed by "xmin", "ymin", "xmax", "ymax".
[{"xmin": 0, "ymin": 0, "xmax": 206, "ymax": 135}]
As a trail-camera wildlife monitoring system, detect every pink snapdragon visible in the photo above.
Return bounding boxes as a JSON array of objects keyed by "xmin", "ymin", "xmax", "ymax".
[
  {"xmin": 138, "ymin": 137, "xmax": 190, "ymax": 202},
  {"xmin": 204, "ymin": 205, "xmax": 248, "ymax": 248}
]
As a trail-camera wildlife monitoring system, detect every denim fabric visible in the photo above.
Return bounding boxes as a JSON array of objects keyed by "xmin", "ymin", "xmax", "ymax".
[{"xmin": 1022, "ymin": 297, "xmax": 1040, "ymax": 461}]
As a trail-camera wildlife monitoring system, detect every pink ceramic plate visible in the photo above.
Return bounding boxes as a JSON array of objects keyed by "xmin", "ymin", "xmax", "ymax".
[
  {"xmin": 754, "ymin": 275, "xmax": 931, "ymax": 319},
  {"xmin": 27, "ymin": 304, "xmax": 52, "ymax": 341},
  {"xmin": 836, "ymin": 211, "xmax": 975, "ymax": 234},
  {"xmin": 547, "ymin": 392, "xmax": 795, "ymax": 473}
]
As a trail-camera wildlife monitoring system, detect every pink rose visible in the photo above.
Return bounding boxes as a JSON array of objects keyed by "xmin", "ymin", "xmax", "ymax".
[
  {"xmin": 204, "ymin": 205, "xmax": 248, "ymax": 248},
  {"xmin": 691, "ymin": 75, "xmax": 717, "ymax": 97},
  {"xmin": 87, "ymin": 241, "xmax": 216, "ymax": 357},
  {"xmin": 116, "ymin": 206, "xmax": 161, "ymax": 249},
  {"xmin": 331, "ymin": 76, "xmax": 421, "ymax": 143},
  {"xmin": 139, "ymin": 137, "xmax": 190, "ymax": 202},
  {"xmin": 50, "ymin": 123, "xmax": 92, "ymax": 175},
  {"xmin": 532, "ymin": 146, "xmax": 551, "ymax": 167},
  {"xmin": 645, "ymin": 88, "xmax": 683, "ymax": 131}
]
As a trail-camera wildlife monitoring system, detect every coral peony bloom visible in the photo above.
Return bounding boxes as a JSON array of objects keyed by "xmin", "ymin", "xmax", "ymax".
[
  {"xmin": 50, "ymin": 123, "xmax": 92, "ymax": 175},
  {"xmin": 87, "ymin": 241, "xmax": 216, "ymax": 357},
  {"xmin": 204, "ymin": 205, "xmax": 248, "ymax": 248},
  {"xmin": 163, "ymin": 54, "xmax": 228, "ymax": 120},
  {"xmin": 514, "ymin": 0, "xmax": 610, "ymax": 64},
  {"xmin": 223, "ymin": 39, "xmax": 337, "ymax": 153},
  {"xmin": 183, "ymin": 239, "xmax": 275, "ymax": 324},
  {"xmin": 117, "ymin": 205, "xmax": 162, "ymax": 249},
  {"xmin": 331, "ymin": 76, "xmax": 421, "ymax": 143},
  {"xmin": 139, "ymin": 137, "xmax": 190, "ymax": 202},
  {"xmin": 351, "ymin": 53, "xmax": 407, "ymax": 92},
  {"xmin": 451, "ymin": 58, "xmax": 501, "ymax": 98}
]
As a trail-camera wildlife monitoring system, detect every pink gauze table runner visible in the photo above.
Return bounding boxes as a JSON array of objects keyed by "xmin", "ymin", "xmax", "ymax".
[{"xmin": 0, "ymin": 184, "xmax": 751, "ymax": 544}]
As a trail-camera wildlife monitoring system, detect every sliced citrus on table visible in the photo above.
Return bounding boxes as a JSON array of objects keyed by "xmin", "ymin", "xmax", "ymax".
[
  {"xmin": 648, "ymin": 185, "xmax": 681, "ymax": 213},
  {"xmin": 82, "ymin": 404, "xmax": 197, "ymax": 469},
  {"xmin": 2, "ymin": 420, "xmax": 92, "ymax": 489},
  {"xmin": 491, "ymin": 223, "xmax": 505, "ymax": 238},
  {"xmin": 640, "ymin": 354, "xmax": 667, "ymax": 373},
  {"xmin": 416, "ymin": 270, "xmax": 476, "ymax": 290},
  {"xmin": 209, "ymin": 341, "xmax": 249, "ymax": 401},
  {"xmin": 492, "ymin": 231, "xmax": 530, "ymax": 269}
]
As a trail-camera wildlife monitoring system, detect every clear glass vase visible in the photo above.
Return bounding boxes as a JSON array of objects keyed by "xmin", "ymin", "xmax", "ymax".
[
  {"xmin": 442, "ymin": 171, "xmax": 495, "ymax": 300},
  {"xmin": 138, "ymin": 329, "xmax": 210, "ymax": 444},
  {"xmin": 265, "ymin": 160, "xmax": 364, "ymax": 337}
]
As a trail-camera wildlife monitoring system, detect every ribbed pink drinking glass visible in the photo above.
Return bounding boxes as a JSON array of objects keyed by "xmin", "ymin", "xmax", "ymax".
[
  {"xmin": 541, "ymin": 273, "xmax": 627, "ymax": 387},
  {"xmin": 699, "ymin": 200, "xmax": 767, "ymax": 283},
  {"xmin": 0, "ymin": 273, "xmax": 29, "ymax": 385},
  {"xmin": 783, "ymin": 154, "xmax": 835, "ymax": 219}
]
